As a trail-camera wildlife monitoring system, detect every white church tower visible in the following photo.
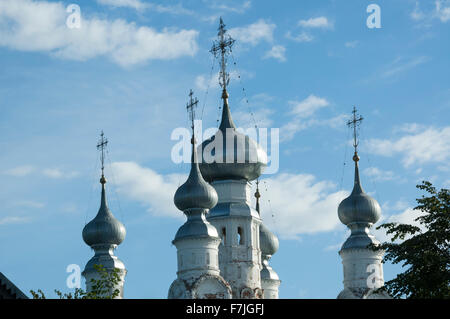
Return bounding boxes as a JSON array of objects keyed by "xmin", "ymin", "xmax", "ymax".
[
  {"xmin": 168, "ymin": 91, "xmax": 232, "ymax": 299},
  {"xmin": 198, "ymin": 18, "xmax": 269, "ymax": 299},
  {"xmin": 337, "ymin": 108, "xmax": 390, "ymax": 299},
  {"xmin": 82, "ymin": 132, "xmax": 127, "ymax": 298}
]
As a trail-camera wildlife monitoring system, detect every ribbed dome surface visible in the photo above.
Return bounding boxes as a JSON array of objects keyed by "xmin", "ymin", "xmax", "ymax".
[
  {"xmin": 82, "ymin": 181, "xmax": 126, "ymax": 246},
  {"xmin": 199, "ymin": 93, "xmax": 267, "ymax": 182},
  {"xmin": 260, "ymin": 223, "xmax": 279, "ymax": 256},
  {"xmin": 338, "ymin": 160, "xmax": 381, "ymax": 226},
  {"xmin": 174, "ymin": 142, "xmax": 218, "ymax": 211}
]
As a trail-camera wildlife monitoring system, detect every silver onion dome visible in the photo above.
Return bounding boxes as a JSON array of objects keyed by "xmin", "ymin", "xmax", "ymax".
[
  {"xmin": 82, "ymin": 176, "xmax": 126, "ymax": 247},
  {"xmin": 198, "ymin": 90, "xmax": 267, "ymax": 182},
  {"xmin": 338, "ymin": 154, "xmax": 381, "ymax": 226},
  {"xmin": 260, "ymin": 223, "xmax": 279, "ymax": 257},
  {"xmin": 173, "ymin": 138, "xmax": 220, "ymax": 242},
  {"xmin": 174, "ymin": 138, "xmax": 218, "ymax": 212}
]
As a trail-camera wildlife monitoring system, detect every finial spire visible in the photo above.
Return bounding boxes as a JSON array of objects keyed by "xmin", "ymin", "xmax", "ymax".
[
  {"xmin": 186, "ymin": 89, "xmax": 199, "ymax": 136},
  {"xmin": 255, "ymin": 179, "xmax": 261, "ymax": 215},
  {"xmin": 210, "ymin": 17, "xmax": 235, "ymax": 96},
  {"xmin": 346, "ymin": 107, "xmax": 364, "ymax": 193},
  {"xmin": 346, "ymin": 106, "xmax": 363, "ymax": 160},
  {"xmin": 97, "ymin": 131, "xmax": 108, "ymax": 183}
]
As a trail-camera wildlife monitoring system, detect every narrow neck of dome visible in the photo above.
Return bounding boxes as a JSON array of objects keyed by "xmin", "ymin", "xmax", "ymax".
[
  {"xmin": 348, "ymin": 222, "xmax": 372, "ymax": 234},
  {"xmin": 92, "ymin": 243, "xmax": 116, "ymax": 255},
  {"xmin": 184, "ymin": 208, "xmax": 208, "ymax": 220},
  {"xmin": 219, "ymin": 89, "xmax": 236, "ymax": 131},
  {"xmin": 351, "ymin": 154, "xmax": 364, "ymax": 195}
]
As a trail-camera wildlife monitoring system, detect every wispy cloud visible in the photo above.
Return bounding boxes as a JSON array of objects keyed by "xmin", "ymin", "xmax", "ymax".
[
  {"xmin": 3, "ymin": 165, "xmax": 34, "ymax": 177},
  {"xmin": 363, "ymin": 166, "xmax": 396, "ymax": 182},
  {"xmin": 0, "ymin": 0, "xmax": 199, "ymax": 67},
  {"xmin": 263, "ymin": 45, "xmax": 286, "ymax": 62},
  {"xmin": 280, "ymin": 95, "xmax": 347, "ymax": 142},
  {"xmin": 285, "ymin": 31, "xmax": 314, "ymax": 43},
  {"xmin": 366, "ymin": 126, "xmax": 450, "ymax": 168},
  {"xmin": 228, "ymin": 19, "xmax": 275, "ymax": 46},
  {"xmin": 345, "ymin": 40, "xmax": 358, "ymax": 48},
  {"xmin": 298, "ymin": 16, "xmax": 333, "ymax": 29},
  {"xmin": 42, "ymin": 168, "xmax": 79, "ymax": 179},
  {"xmin": 0, "ymin": 216, "xmax": 31, "ymax": 225},
  {"xmin": 97, "ymin": 0, "xmax": 148, "ymax": 10},
  {"xmin": 12, "ymin": 200, "xmax": 45, "ymax": 209},
  {"xmin": 204, "ymin": 0, "xmax": 252, "ymax": 14},
  {"xmin": 382, "ymin": 56, "xmax": 430, "ymax": 78}
]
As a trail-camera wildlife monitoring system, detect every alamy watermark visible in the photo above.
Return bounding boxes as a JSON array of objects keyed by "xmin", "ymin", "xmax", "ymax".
[
  {"xmin": 171, "ymin": 120, "xmax": 279, "ymax": 175},
  {"xmin": 66, "ymin": 264, "xmax": 81, "ymax": 289}
]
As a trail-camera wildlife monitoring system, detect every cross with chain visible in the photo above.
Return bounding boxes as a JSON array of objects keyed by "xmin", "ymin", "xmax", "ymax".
[
  {"xmin": 347, "ymin": 106, "xmax": 364, "ymax": 154},
  {"xmin": 97, "ymin": 131, "xmax": 108, "ymax": 176},
  {"xmin": 186, "ymin": 89, "xmax": 199, "ymax": 134},
  {"xmin": 346, "ymin": 106, "xmax": 363, "ymax": 154},
  {"xmin": 210, "ymin": 17, "xmax": 235, "ymax": 91}
]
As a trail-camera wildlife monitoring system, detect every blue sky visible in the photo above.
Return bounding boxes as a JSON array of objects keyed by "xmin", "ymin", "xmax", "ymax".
[{"xmin": 0, "ymin": 0, "xmax": 449, "ymax": 299}]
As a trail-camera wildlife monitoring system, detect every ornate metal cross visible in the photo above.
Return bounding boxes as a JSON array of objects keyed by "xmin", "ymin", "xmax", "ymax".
[
  {"xmin": 210, "ymin": 17, "xmax": 235, "ymax": 90},
  {"xmin": 346, "ymin": 106, "xmax": 363, "ymax": 153},
  {"xmin": 97, "ymin": 131, "xmax": 108, "ymax": 176}
]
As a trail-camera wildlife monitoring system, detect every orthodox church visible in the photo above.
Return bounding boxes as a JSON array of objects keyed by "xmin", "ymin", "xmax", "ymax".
[
  {"xmin": 78, "ymin": 19, "xmax": 388, "ymax": 299},
  {"xmin": 0, "ymin": 19, "xmax": 389, "ymax": 300}
]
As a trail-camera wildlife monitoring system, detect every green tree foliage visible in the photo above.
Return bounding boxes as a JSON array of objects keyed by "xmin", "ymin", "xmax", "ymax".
[
  {"xmin": 30, "ymin": 264, "xmax": 121, "ymax": 299},
  {"xmin": 375, "ymin": 181, "xmax": 450, "ymax": 299}
]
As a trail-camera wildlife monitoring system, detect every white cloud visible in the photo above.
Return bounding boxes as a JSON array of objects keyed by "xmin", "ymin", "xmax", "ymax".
[
  {"xmin": 366, "ymin": 126, "xmax": 450, "ymax": 167},
  {"xmin": 12, "ymin": 200, "xmax": 45, "ymax": 209},
  {"xmin": 411, "ymin": 1, "xmax": 425, "ymax": 20},
  {"xmin": 435, "ymin": 0, "xmax": 450, "ymax": 22},
  {"xmin": 257, "ymin": 174, "xmax": 348, "ymax": 239},
  {"xmin": 0, "ymin": 0, "xmax": 199, "ymax": 67},
  {"xmin": 110, "ymin": 161, "xmax": 185, "ymax": 219},
  {"xmin": 345, "ymin": 40, "xmax": 358, "ymax": 48},
  {"xmin": 3, "ymin": 165, "xmax": 34, "ymax": 177},
  {"xmin": 263, "ymin": 45, "xmax": 286, "ymax": 62},
  {"xmin": 97, "ymin": 0, "xmax": 148, "ymax": 10},
  {"xmin": 298, "ymin": 16, "xmax": 333, "ymax": 29},
  {"xmin": 289, "ymin": 95, "xmax": 330, "ymax": 118},
  {"xmin": 363, "ymin": 167, "xmax": 396, "ymax": 182},
  {"xmin": 0, "ymin": 216, "xmax": 31, "ymax": 225},
  {"xmin": 204, "ymin": 0, "xmax": 251, "ymax": 14},
  {"xmin": 382, "ymin": 56, "xmax": 430, "ymax": 78},
  {"xmin": 285, "ymin": 31, "xmax": 314, "ymax": 43},
  {"xmin": 228, "ymin": 19, "xmax": 275, "ymax": 46},
  {"xmin": 279, "ymin": 95, "xmax": 346, "ymax": 142},
  {"xmin": 42, "ymin": 168, "xmax": 79, "ymax": 179}
]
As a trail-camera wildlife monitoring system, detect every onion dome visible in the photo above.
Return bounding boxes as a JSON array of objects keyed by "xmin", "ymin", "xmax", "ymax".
[
  {"xmin": 198, "ymin": 90, "xmax": 268, "ymax": 182},
  {"xmin": 260, "ymin": 223, "xmax": 279, "ymax": 257},
  {"xmin": 82, "ymin": 176, "xmax": 126, "ymax": 247},
  {"xmin": 338, "ymin": 153, "xmax": 381, "ymax": 226},
  {"xmin": 174, "ymin": 138, "xmax": 218, "ymax": 211},
  {"xmin": 173, "ymin": 137, "xmax": 219, "ymax": 242}
]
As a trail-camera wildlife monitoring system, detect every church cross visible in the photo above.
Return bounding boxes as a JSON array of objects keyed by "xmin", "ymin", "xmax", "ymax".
[
  {"xmin": 210, "ymin": 18, "xmax": 235, "ymax": 91},
  {"xmin": 347, "ymin": 106, "xmax": 364, "ymax": 154},
  {"xmin": 97, "ymin": 131, "xmax": 108, "ymax": 177}
]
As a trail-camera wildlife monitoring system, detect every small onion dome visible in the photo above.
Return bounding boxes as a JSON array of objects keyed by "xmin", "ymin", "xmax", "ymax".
[
  {"xmin": 338, "ymin": 154, "xmax": 381, "ymax": 226},
  {"xmin": 174, "ymin": 138, "xmax": 218, "ymax": 212},
  {"xmin": 82, "ymin": 177, "xmax": 126, "ymax": 247},
  {"xmin": 260, "ymin": 223, "xmax": 279, "ymax": 256},
  {"xmin": 198, "ymin": 90, "xmax": 267, "ymax": 182}
]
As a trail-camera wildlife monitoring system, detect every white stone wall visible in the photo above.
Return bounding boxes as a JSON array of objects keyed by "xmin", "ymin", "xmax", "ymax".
[
  {"xmin": 340, "ymin": 248, "xmax": 384, "ymax": 290},
  {"xmin": 209, "ymin": 180, "xmax": 263, "ymax": 298}
]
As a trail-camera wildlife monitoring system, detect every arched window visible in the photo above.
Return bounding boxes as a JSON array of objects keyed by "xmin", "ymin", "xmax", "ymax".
[
  {"xmin": 237, "ymin": 227, "xmax": 244, "ymax": 245},
  {"xmin": 221, "ymin": 227, "xmax": 227, "ymax": 245}
]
